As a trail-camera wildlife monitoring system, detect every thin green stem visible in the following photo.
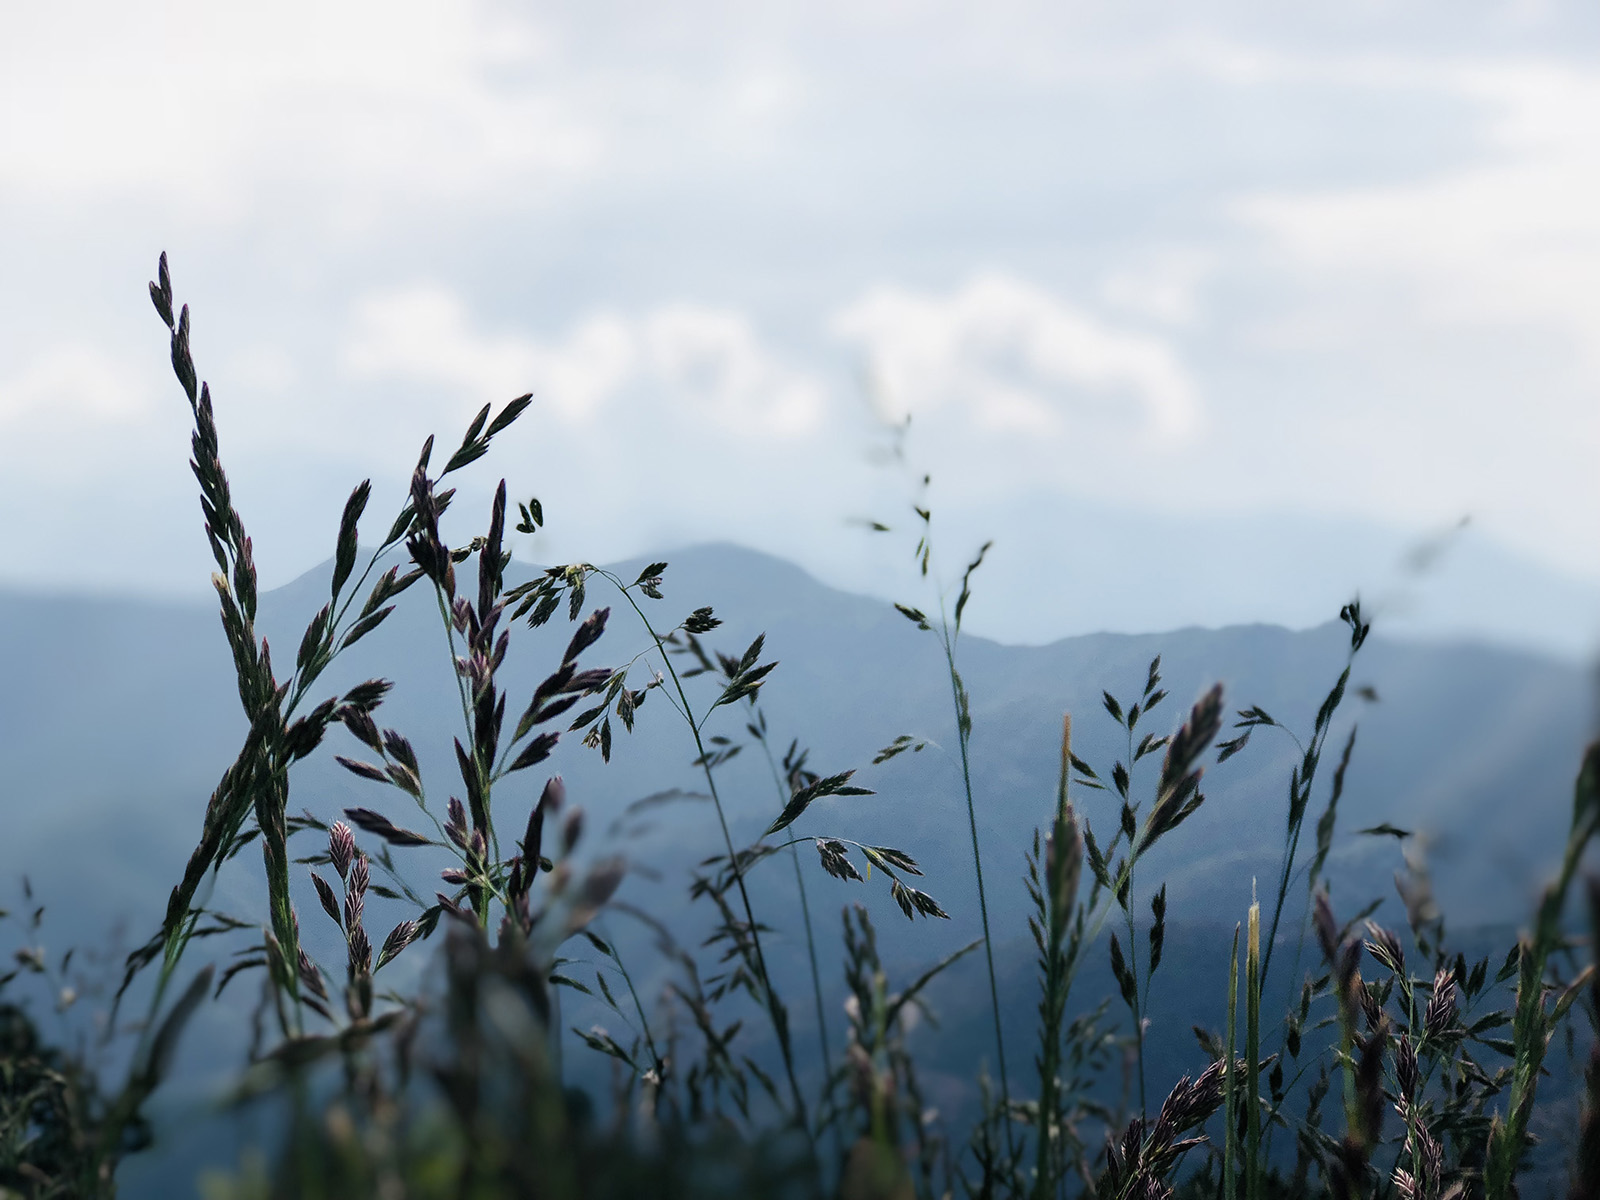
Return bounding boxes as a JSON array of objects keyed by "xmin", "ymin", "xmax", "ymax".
[
  {"xmin": 597, "ymin": 920, "xmax": 664, "ymax": 1076},
  {"xmin": 431, "ymin": 580, "xmax": 501, "ymax": 914},
  {"xmin": 283, "ymin": 538, "xmax": 403, "ymax": 721},
  {"xmin": 1258, "ymin": 795, "xmax": 1307, "ymax": 991},
  {"xmin": 1124, "ymin": 727, "xmax": 1151, "ymax": 1120},
  {"xmin": 1032, "ymin": 742, "xmax": 1074, "ymax": 1200},
  {"xmin": 1245, "ymin": 901, "xmax": 1262, "ymax": 1200},
  {"xmin": 432, "ymin": 583, "xmax": 476, "ymax": 739},
  {"xmin": 936, "ymin": 627, "xmax": 1014, "ymax": 1163},
  {"xmin": 1222, "ymin": 923, "xmax": 1240, "ymax": 1200},
  {"xmin": 1124, "ymin": 899, "xmax": 1147, "ymax": 1118},
  {"xmin": 755, "ymin": 732, "xmax": 836, "ymax": 1096},
  {"xmin": 601, "ymin": 574, "xmax": 815, "ymax": 1148},
  {"xmin": 1258, "ymin": 667, "xmax": 1344, "ymax": 991}
]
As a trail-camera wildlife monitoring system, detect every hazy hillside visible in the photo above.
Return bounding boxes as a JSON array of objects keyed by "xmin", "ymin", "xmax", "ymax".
[
  {"xmin": 1, "ymin": 541, "xmax": 1592, "ymax": 1192},
  {"xmin": 1, "ymin": 541, "xmax": 1591, "ymax": 953}
]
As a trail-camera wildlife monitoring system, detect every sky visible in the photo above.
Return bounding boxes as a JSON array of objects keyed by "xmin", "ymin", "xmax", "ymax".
[{"xmin": 1, "ymin": 2, "xmax": 1597, "ymax": 658}]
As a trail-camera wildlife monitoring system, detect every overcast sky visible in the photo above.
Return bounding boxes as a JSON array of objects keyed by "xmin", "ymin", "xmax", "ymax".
[{"xmin": 2, "ymin": 2, "xmax": 1597, "ymax": 657}]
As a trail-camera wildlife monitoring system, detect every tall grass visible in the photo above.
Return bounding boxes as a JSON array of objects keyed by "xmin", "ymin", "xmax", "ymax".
[
  {"xmin": 0, "ymin": 254, "xmax": 1595, "ymax": 1200},
  {"xmin": 881, "ymin": 498, "xmax": 1017, "ymax": 1158}
]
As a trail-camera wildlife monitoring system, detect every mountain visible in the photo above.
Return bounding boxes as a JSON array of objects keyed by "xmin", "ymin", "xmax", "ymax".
[
  {"xmin": 843, "ymin": 496, "xmax": 1600, "ymax": 663},
  {"xmin": 0, "ymin": 542, "xmax": 1592, "ymax": 1190},
  {"xmin": 7, "ymin": 542, "xmax": 1587, "ymax": 939}
]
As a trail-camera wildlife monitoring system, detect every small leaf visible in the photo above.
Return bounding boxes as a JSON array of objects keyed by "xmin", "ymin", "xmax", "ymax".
[
  {"xmin": 516, "ymin": 496, "xmax": 544, "ymax": 534},
  {"xmin": 1235, "ymin": 706, "xmax": 1276, "ymax": 729},
  {"xmin": 1134, "ymin": 732, "xmax": 1169, "ymax": 763},
  {"xmin": 341, "ymin": 606, "xmax": 395, "ymax": 650},
  {"xmin": 550, "ymin": 973, "xmax": 593, "ymax": 996},
  {"xmin": 310, "ymin": 872, "xmax": 343, "ymax": 930},
  {"xmin": 508, "ymin": 732, "xmax": 560, "ymax": 773},
  {"xmin": 573, "ymin": 1024, "xmax": 634, "ymax": 1066},
  {"xmin": 765, "ymin": 771, "xmax": 874, "ymax": 837},
  {"xmin": 683, "ymin": 607, "xmax": 720, "ymax": 634},
  {"xmin": 485, "ymin": 393, "xmax": 533, "ymax": 438},
  {"xmin": 1102, "ymin": 691, "xmax": 1124, "ymax": 726},
  {"xmin": 1109, "ymin": 933, "xmax": 1136, "ymax": 1009},
  {"xmin": 375, "ymin": 920, "xmax": 421, "ymax": 972},
  {"xmin": 343, "ymin": 807, "xmax": 434, "ymax": 847},
  {"xmin": 867, "ymin": 846, "xmax": 922, "ymax": 875},
  {"xmin": 341, "ymin": 678, "xmax": 393, "ymax": 713},
  {"xmin": 1314, "ymin": 668, "xmax": 1351, "ymax": 735},
  {"xmin": 893, "ymin": 603, "xmax": 930, "ymax": 630},
  {"xmin": 816, "ymin": 839, "xmax": 863, "ymax": 882},
  {"xmin": 563, "ymin": 607, "xmax": 610, "ymax": 665},
  {"xmin": 332, "ymin": 480, "xmax": 371, "ymax": 600},
  {"xmin": 296, "ymin": 604, "xmax": 331, "ymax": 671},
  {"xmin": 461, "ymin": 403, "xmax": 491, "ymax": 446},
  {"xmin": 335, "ymin": 756, "xmax": 391, "ymax": 784},
  {"xmin": 872, "ymin": 735, "xmax": 925, "ymax": 765},
  {"xmin": 138, "ymin": 965, "xmax": 214, "ymax": 1092},
  {"xmin": 1216, "ymin": 733, "xmax": 1251, "ymax": 763},
  {"xmin": 737, "ymin": 634, "xmax": 766, "ymax": 676},
  {"xmin": 1149, "ymin": 884, "xmax": 1167, "ymax": 975}
]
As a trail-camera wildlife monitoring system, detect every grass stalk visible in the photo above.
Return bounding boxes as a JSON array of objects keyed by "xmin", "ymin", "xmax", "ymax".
[
  {"xmin": 753, "ymin": 733, "xmax": 836, "ymax": 1128},
  {"xmin": 602, "ymin": 576, "xmax": 814, "ymax": 1144},
  {"xmin": 1222, "ymin": 922, "xmax": 1240, "ymax": 1200},
  {"xmin": 1245, "ymin": 898, "xmax": 1261, "ymax": 1200},
  {"xmin": 935, "ymin": 604, "xmax": 1015, "ymax": 1162},
  {"xmin": 1032, "ymin": 714, "xmax": 1082, "ymax": 1200},
  {"xmin": 595, "ymin": 920, "xmax": 666, "ymax": 1086},
  {"xmin": 56, "ymin": 262, "xmax": 1600, "ymax": 1197},
  {"xmin": 1123, "ymin": 899, "xmax": 1146, "ymax": 1118},
  {"xmin": 1254, "ymin": 623, "xmax": 1364, "ymax": 991},
  {"xmin": 1486, "ymin": 739, "xmax": 1600, "ymax": 1199}
]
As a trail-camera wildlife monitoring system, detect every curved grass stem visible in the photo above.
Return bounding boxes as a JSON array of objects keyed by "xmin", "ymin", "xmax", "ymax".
[{"xmin": 601, "ymin": 574, "xmax": 816, "ymax": 1151}]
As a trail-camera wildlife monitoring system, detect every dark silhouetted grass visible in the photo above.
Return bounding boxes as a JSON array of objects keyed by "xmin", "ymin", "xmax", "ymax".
[{"xmin": 0, "ymin": 255, "xmax": 1594, "ymax": 1200}]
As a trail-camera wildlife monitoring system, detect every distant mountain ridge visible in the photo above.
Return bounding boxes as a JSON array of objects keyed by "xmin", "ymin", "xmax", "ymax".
[
  {"xmin": 1, "ymin": 541, "xmax": 1589, "ymax": 943},
  {"xmin": 3, "ymin": 540, "xmax": 1593, "ymax": 1195},
  {"xmin": 22, "ymin": 494, "xmax": 1596, "ymax": 663}
]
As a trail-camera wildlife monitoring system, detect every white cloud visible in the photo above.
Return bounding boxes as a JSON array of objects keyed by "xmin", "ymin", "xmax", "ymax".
[
  {"xmin": 830, "ymin": 274, "xmax": 1201, "ymax": 441},
  {"xmin": 0, "ymin": 2, "xmax": 597, "ymax": 219},
  {"xmin": 641, "ymin": 306, "xmax": 826, "ymax": 437},
  {"xmin": 1237, "ymin": 61, "xmax": 1600, "ymax": 363},
  {"xmin": 342, "ymin": 286, "xmax": 624, "ymax": 424},
  {"xmin": 0, "ymin": 345, "xmax": 151, "ymax": 427},
  {"xmin": 342, "ymin": 285, "xmax": 827, "ymax": 438},
  {"xmin": 223, "ymin": 345, "xmax": 299, "ymax": 397},
  {"xmin": 0, "ymin": 345, "xmax": 181, "ymax": 499},
  {"xmin": 1225, "ymin": 57, "xmax": 1600, "ymax": 580},
  {"xmin": 1100, "ymin": 249, "xmax": 1216, "ymax": 326},
  {"xmin": 2, "ymin": 1, "xmax": 1595, "ymax": 643}
]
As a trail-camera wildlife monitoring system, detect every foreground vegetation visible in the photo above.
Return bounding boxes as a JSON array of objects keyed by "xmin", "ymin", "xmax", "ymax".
[{"xmin": 1, "ymin": 255, "xmax": 1597, "ymax": 1199}]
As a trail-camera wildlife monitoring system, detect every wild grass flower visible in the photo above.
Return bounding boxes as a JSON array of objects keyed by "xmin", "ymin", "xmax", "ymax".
[{"xmin": 14, "ymin": 255, "xmax": 1599, "ymax": 1199}]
